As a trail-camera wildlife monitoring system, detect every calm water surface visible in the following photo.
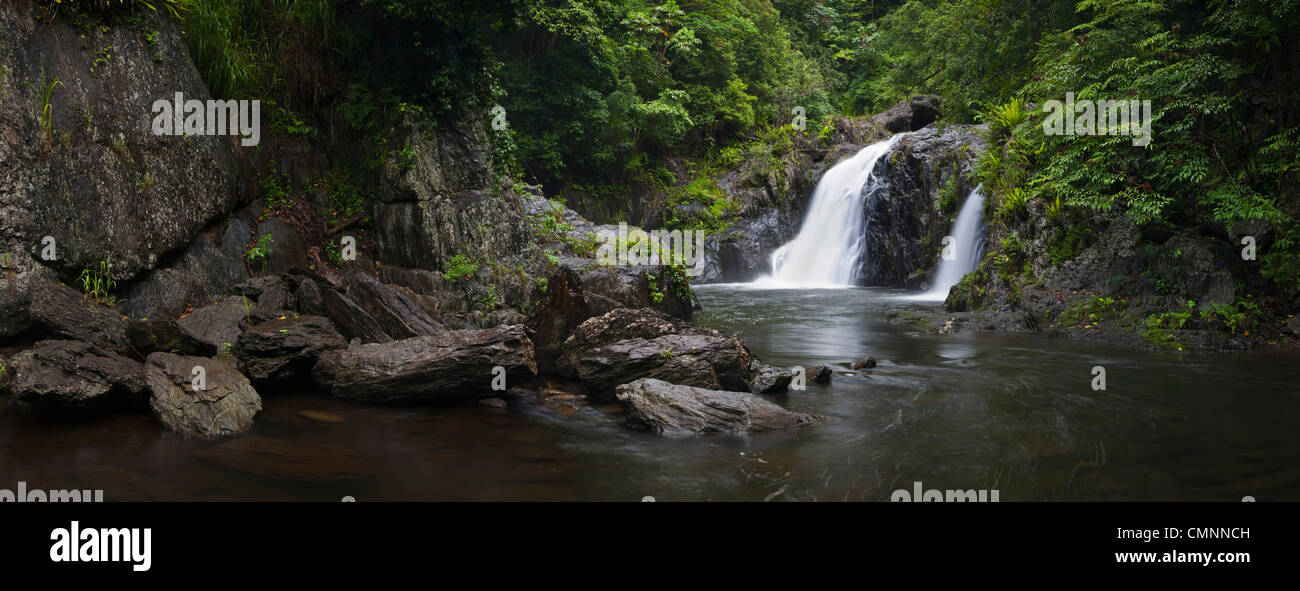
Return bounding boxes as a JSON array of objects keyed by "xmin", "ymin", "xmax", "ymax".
[{"xmin": 2, "ymin": 285, "xmax": 1297, "ymax": 501}]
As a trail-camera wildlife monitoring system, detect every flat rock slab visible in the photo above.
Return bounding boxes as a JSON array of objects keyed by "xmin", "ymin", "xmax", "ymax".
[
  {"xmin": 8, "ymin": 340, "xmax": 144, "ymax": 408},
  {"xmin": 312, "ymin": 324, "xmax": 537, "ymax": 404},
  {"xmin": 176, "ymin": 298, "xmax": 249, "ymax": 355},
  {"xmin": 616, "ymin": 378, "xmax": 821, "ymax": 435},
  {"xmin": 145, "ymin": 352, "xmax": 262, "ymax": 439},
  {"xmin": 193, "ymin": 435, "xmax": 370, "ymax": 484}
]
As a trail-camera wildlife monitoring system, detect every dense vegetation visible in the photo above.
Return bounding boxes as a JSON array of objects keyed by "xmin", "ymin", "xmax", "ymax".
[{"xmin": 38, "ymin": 0, "xmax": 1300, "ymax": 326}]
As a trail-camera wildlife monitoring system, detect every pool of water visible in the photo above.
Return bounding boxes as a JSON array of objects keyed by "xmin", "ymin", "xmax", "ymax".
[{"xmin": 2, "ymin": 285, "xmax": 1297, "ymax": 501}]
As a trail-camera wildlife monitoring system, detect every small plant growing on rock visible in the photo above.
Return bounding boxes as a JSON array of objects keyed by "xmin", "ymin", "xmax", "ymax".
[
  {"xmin": 27, "ymin": 66, "xmax": 62, "ymax": 155},
  {"xmin": 245, "ymin": 233, "xmax": 273, "ymax": 274},
  {"xmin": 78, "ymin": 256, "xmax": 120, "ymax": 307},
  {"xmin": 444, "ymin": 254, "xmax": 478, "ymax": 283},
  {"xmin": 479, "ymin": 283, "xmax": 498, "ymax": 312}
]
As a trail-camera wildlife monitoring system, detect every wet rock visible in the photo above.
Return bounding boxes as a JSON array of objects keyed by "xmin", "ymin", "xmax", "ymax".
[
  {"xmin": 556, "ymin": 307, "xmax": 755, "ymax": 395},
  {"xmin": 7, "ymin": 340, "xmax": 144, "ymax": 408},
  {"xmin": 340, "ymin": 271, "xmax": 443, "ymax": 338},
  {"xmin": 873, "ymin": 94, "xmax": 943, "ymax": 133},
  {"xmin": 615, "ymin": 378, "xmax": 820, "ymax": 435},
  {"xmin": 176, "ymin": 298, "xmax": 250, "ymax": 355},
  {"xmin": 27, "ymin": 282, "xmax": 130, "ymax": 355},
  {"xmin": 525, "ymin": 267, "xmax": 592, "ymax": 372},
  {"xmin": 145, "ymin": 353, "xmax": 261, "ymax": 439},
  {"xmin": 804, "ymin": 364, "xmax": 833, "ymax": 384},
  {"xmin": 569, "ymin": 332, "xmax": 754, "ymax": 396},
  {"xmin": 194, "ymin": 435, "xmax": 369, "ymax": 484},
  {"xmin": 312, "ymin": 325, "xmax": 538, "ymax": 404},
  {"xmin": 232, "ymin": 316, "xmax": 347, "ymax": 382},
  {"xmin": 748, "ymin": 360, "xmax": 794, "ymax": 394},
  {"xmin": 320, "ymin": 288, "xmax": 392, "ymax": 344},
  {"xmin": 849, "ymin": 357, "xmax": 877, "ymax": 370},
  {"xmin": 555, "ymin": 307, "xmax": 688, "ymax": 374}
]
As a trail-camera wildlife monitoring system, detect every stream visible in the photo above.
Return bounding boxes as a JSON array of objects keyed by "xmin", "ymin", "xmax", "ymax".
[{"xmin": 3, "ymin": 284, "xmax": 1296, "ymax": 501}]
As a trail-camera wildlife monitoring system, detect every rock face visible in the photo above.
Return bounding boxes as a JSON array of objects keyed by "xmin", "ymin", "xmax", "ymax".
[
  {"xmin": 145, "ymin": 353, "xmax": 262, "ymax": 439},
  {"xmin": 232, "ymin": 315, "xmax": 347, "ymax": 382},
  {"xmin": 556, "ymin": 308, "xmax": 754, "ymax": 395},
  {"xmin": 0, "ymin": 7, "xmax": 242, "ymax": 288},
  {"xmin": 856, "ymin": 124, "xmax": 985, "ymax": 287},
  {"xmin": 27, "ymin": 282, "xmax": 131, "ymax": 355},
  {"xmin": 615, "ymin": 378, "xmax": 820, "ymax": 435},
  {"xmin": 311, "ymin": 325, "xmax": 538, "ymax": 403},
  {"xmin": 7, "ymin": 340, "xmax": 144, "ymax": 408},
  {"xmin": 371, "ymin": 114, "xmax": 531, "ymax": 272},
  {"xmin": 525, "ymin": 267, "xmax": 592, "ymax": 373}
]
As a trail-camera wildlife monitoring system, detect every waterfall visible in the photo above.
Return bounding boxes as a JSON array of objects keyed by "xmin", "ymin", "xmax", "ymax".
[
  {"xmin": 757, "ymin": 135, "xmax": 903, "ymax": 287},
  {"xmin": 918, "ymin": 187, "xmax": 986, "ymax": 301}
]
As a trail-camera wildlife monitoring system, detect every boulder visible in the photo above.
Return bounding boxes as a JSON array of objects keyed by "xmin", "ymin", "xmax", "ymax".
[
  {"xmin": 233, "ymin": 315, "xmax": 347, "ymax": 382},
  {"xmin": 176, "ymin": 297, "xmax": 250, "ymax": 355},
  {"xmin": 556, "ymin": 307, "xmax": 754, "ymax": 395},
  {"xmin": 7, "ymin": 340, "xmax": 144, "ymax": 408},
  {"xmin": 319, "ymin": 288, "xmax": 392, "ymax": 344},
  {"xmin": 748, "ymin": 360, "xmax": 794, "ymax": 394},
  {"xmin": 615, "ymin": 378, "xmax": 820, "ymax": 435},
  {"xmin": 145, "ymin": 353, "xmax": 262, "ymax": 439},
  {"xmin": 0, "ymin": 6, "xmax": 242, "ymax": 285},
  {"xmin": 311, "ymin": 325, "xmax": 537, "ymax": 404},
  {"xmin": 27, "ymin": 282, "xmax": 131, "ymax": 355},
  {"xmin": 804, "ymin": 364, "xmax": 833, "ymax": 384},
  {"xmin": 340, "ymin": 272, "xmax": 443, "ymax": 338},
  {"xmin": 294, "ymin": 277, "xmax": 326, "ymax": 316},
  {"xmin": 568, "ymin": 332, "xmax": 754, "ymax": 396}
]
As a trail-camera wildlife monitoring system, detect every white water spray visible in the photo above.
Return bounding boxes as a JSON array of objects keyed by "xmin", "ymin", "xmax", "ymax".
[
  {"xmin": 918, "ymin": 187, "xmax": 985, "ymax": 301},
  {"xmin": 757, "ymin": 135, "xmax": 903, "ymax": 287}
]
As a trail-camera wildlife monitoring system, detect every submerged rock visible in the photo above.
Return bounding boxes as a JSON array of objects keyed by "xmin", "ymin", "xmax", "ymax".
[
  {"xmin": 615, "ymin": 378, "xmax": 820, "ymax": 435},
  {"xmin": 193, "ymin": 435, "xmax": 370, "ymax": 484},
  {"xmin": 232, "ymin": 315, "xmax": 347, "ymax": 382},
  {"xmin": 7, "ymin": 340, "xmax": 144, "ymax": 408},
  {"xmin": 311, "ymin": 325, "xmax": 538, "ymax": 403},
  {"xmin": 145, "ymin": 353, "xmax": 262, "ymax": 439},
  {"xmin": 849, "ymin": 357, "xmax": 877, "ymax": 370}
]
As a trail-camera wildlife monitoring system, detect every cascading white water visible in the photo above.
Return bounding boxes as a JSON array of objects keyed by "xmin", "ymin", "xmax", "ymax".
[
  {"xmin": 757, "ymin": 135, "xmax": 903, "ymax": 287},
  {"xmin": 918, "ymin": 187, "xmax": 985, "ymax": 301}
]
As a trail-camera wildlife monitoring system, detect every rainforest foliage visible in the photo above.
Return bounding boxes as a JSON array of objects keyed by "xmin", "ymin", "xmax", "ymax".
[{"xmin": 42, "ymin": 0, "xmax": 1300, "ymax": 298}]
